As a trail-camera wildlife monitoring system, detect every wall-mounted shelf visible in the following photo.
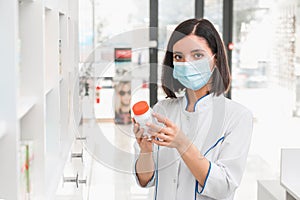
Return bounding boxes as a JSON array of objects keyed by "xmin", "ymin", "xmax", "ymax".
[
  {"xmin": 280, "ymin": 148, "xmax": 300, "ymax": 200},
  {"xmin": 18, "ymin": 97, "xmax": 37, "ymax": 119},
  {"xmin": 0, "ymin": 0, "xmax": 82, "ymax": 199},
  {"xmin": 45, "ymin": 86, "xmax": 54, "ymax": 96},
  {"xmin": 19, "ymin": 0, "xmax": 36, "ymax": 3}
]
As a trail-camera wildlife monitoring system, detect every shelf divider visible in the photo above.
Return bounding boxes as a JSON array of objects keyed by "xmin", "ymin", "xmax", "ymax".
[{"xmin": 18, "ymin": 96, "xmax": 37, "ymax": 119}]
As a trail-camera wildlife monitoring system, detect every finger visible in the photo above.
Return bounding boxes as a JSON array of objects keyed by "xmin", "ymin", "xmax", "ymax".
[
  {"xmin": 136, "ymin": 128, "xmax": 144, "ymax": 139},
  {"xmin": 152, "ymin": 112, "xmax": 173, "ymax": 127},
  {"xmin": 141, "ymin": 137, "xmax": 153, "ymax": 143},
  {"xmin": 147, "ymin": 129, "xmax": 159, "ymax": 138},
  {"xmin": 157, "ymin": 133, "xmax": 169, "ymax": 141},
  {"xmin": 146, "ymin": 122, "xmax": 166, "ymax": 134},
  {"xmin": 148, "ymin": 130, "xmax": 168, "ymax": 140},
  {"xmin": 152, "ymin": 138, "xmax": 169, "ymax": 146},
  {"xmin": 132, "ymin": 117, "xmax": 136, "ymax": 124},
  {"xmin": 133, "ymin": 123, "xmax": 139, "ymax": 134}
]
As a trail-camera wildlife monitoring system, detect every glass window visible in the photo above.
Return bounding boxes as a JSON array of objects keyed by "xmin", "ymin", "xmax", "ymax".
[
  {"xmin": 91, "ymin": 0, "xmax": 150, "ymax": 121},
  {"xmin": 95, "ymin": 0, "xmax": 149, "ymax": 44},
  {"xmin": 204, "ymin": 0, "xmax": 223, "ymax": 34},
  {"xmin": 79, "ymin": 0, "xmax": 94, "ymax": 62},
  {"xmin": 83, "ymin": 1, "xmax": 153, "ymax": 199},
  {"xmin": 232, "ymin": 0, "xmax": 300, "ymax": 199},
  {"xmin": 157, "ymin": 0, "xmax": 194, "ymax": 100}
]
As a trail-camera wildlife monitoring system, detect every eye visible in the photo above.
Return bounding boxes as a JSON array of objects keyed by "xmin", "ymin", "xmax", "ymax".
[
  {"xmin": 193, "ymin": 53, "xmax": 204, "ymax": 59},
  {"xmin": 173, "ymin": 54, "xmax": 183, "ymax": 61}
]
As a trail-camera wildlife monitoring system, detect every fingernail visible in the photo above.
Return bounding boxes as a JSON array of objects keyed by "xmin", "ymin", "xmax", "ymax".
[{"xmin": 132, "ymin": 117, "xmax": 136, "ymax": 123}]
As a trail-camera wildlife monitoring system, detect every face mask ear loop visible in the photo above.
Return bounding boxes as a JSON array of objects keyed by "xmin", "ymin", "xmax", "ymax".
[
  {"xmin": 210, "ymin": 54, "xmax": 217, "ymax": 72},
  {"xmin": 210, "ymin": 54, "xmax": 216, "ymax": 61}
]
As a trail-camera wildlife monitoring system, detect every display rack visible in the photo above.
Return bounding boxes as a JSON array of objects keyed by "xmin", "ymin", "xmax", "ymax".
[
  {"xmin": 17, "ymin": 97, "xmax": 37, "ymax": 119},
  {"xmin": 0, "ymin": 0, "xmax": 85, "ymax": 199}
]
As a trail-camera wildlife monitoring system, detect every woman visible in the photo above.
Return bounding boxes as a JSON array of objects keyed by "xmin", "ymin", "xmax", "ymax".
[
  {"xmin": 133, "ymin": 18, "xmax": 253, "ymax": 200},
  {"xmin": 115, "ymin": 81, "xmax": 132, "ymax": 124}
]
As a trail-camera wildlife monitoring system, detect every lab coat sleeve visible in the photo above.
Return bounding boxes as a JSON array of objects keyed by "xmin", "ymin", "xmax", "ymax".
[
  {"xmin": 132, "ymin": 101, "xmax": 163, "ymax": 188},
  {"xmin": 198, "ymin": 110, "xmax": 253, "ymax": 199},
  {"xmin": 133, "ymin": 141, "xmax": 156, "ymax": 188}
]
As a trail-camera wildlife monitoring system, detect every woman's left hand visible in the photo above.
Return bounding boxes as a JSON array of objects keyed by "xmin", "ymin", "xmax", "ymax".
[{"xmin": 146, "ymin": 112, "xmax": 188, "ymax": 149}]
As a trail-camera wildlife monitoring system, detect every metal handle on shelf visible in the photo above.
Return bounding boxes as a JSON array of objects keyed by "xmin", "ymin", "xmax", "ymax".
[
  {"xmin": 63, "ymin": 173, "xmax": 87, "ymax": 188},
  {"xmin": 76, "ymin": 136, "xmax": 87, "ymax": 141},
  {"xmin": 71, "ymin": 150, "xmax": 83, "ymax": 163},
  {"xmin": 63, "ymin": 173, "xmax": 79, "ymax": 188},
  {"xmin": 78, "ymin": 178, "xmax": 87, "ymax": 185}
]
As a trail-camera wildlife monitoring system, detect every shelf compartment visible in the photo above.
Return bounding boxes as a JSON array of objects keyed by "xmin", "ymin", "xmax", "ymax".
[
  {"xmin": 45, "ymin": 8, "xmax": 60, "ymax": 94},
  {"xmin": 18, "ymin": 97, "xmax": 37, "ymax": 119}
]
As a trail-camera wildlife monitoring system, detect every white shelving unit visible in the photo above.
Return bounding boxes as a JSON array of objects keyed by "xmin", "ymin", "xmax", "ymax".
[
  {"xmin": 0, "ymin": 0, "xmax": 85, "ymax": 199},
  {"xmin": 17, "ymin": 97, "xmax": 37, "ymax": 119},
  {"xmin": 280, "ymin": 149, "xmax": 300, "ymax": 200}
]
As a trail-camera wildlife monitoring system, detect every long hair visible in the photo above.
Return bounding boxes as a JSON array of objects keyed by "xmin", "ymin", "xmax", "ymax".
[{"xmin": 161, "ymin": 18, "xmax": 231, "ymax": 98}]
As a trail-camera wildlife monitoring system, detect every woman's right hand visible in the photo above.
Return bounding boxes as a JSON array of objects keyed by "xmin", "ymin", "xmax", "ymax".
[{"xmin": 133, "ymin": 119, "xmax": 153, "ymax": 153}]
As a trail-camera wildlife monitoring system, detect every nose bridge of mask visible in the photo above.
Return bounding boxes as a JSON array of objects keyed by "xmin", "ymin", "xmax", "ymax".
[
  {"xmin": 172, "ymin": 55, "xmax": 214, "ymax": 90},
  {"xmin": 185, "ymin": 57, "xmax": 210, "ymax": 75},
  {"xmin": 173, "ymin": 52, "xmax": 214, "ymax": 77},
  {"xmin": 173, "ymin": 60, "xmax": 207, "ymax": 78}
]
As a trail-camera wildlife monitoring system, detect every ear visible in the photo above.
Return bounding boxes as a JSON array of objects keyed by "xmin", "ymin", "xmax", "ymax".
[
  {"xmin": 213, "ymin": 55, "xmax": 217, "ymax": 64},
  {"xmin": 213, "ymin": 57, "xmax": 218, "ymax": 68}
]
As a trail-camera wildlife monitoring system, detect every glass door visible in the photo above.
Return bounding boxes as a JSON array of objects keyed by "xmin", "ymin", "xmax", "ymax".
[
  {"xmin": 157, "ymin": 0, "xmax": 194, "ymax": 100},
  {"xmin": 79, "ymin": 1, "xmax": 154, "ymax": 200},
  {"xmin": 231, "ymin": 0, "xmax": 300, "ymax": 199}
]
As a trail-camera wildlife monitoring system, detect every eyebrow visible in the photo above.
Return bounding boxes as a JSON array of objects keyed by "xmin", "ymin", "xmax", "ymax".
[
  {"xmin": 173, "ymin": 49, "xmax": 206, "ymax": 54},
  {"xmin": 173, "ymin": 51, "xmax": 183, "ymax": 55},
  {"xmin": 191, "ymin": 49, "xmax": 206, "ymax": 53}
]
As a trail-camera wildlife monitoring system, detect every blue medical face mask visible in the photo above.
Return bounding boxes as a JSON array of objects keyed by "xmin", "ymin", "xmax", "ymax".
[{"xmin": 173, "ymin": 56, "xmax": 215, "ymax": 91}]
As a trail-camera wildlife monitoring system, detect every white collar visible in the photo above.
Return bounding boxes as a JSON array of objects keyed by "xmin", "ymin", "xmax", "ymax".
[{"xmin": 181, "ymin": 92, "xmax": 224, "ymax": 113}]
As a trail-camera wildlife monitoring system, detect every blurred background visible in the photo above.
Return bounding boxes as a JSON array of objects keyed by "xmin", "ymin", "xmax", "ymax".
[{"xmin": 1, "ymin": 0, "xmax": 300, "ymax": 199}]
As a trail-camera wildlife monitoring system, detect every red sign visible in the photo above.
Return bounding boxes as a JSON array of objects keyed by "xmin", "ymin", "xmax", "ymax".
[{"xmin": 115, "ymin": 48, "xmax": 132, "ymax": 62}]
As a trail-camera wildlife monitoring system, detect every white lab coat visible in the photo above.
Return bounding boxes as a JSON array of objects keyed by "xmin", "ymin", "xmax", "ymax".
[{"xmin": 134, "ymin": 93, "xmax": 253, "ymax": 200}]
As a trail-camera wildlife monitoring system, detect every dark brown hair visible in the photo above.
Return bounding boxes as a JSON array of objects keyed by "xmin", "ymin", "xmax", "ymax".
[{"xmin": 161, "ymin": 18, "xmax": 231, "ymax": 98}]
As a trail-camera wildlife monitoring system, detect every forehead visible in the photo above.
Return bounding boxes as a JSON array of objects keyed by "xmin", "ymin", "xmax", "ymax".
[
  {"xmin": 173, "ymin": 35, "xmax": 211, "ymax": 54},
  {"xmin": 121, "ymin": 83, "xmax": 130, "ymax": 90}
]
